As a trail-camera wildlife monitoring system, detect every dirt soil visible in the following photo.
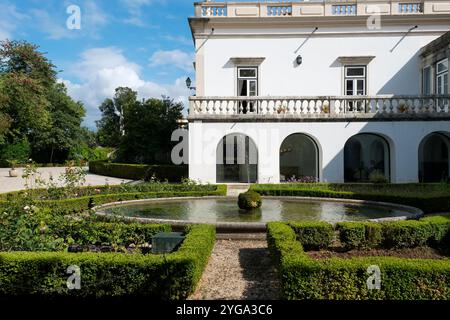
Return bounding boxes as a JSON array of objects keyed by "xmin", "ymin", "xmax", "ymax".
[{"xmin": 307, "ymin": 246, "xmax": 449, "ymax": 260}]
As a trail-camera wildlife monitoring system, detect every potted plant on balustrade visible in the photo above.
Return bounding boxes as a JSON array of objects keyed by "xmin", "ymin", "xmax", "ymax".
[{"xmin": 7, "ymin": 160, "xmax": 18, "ymax": 177}]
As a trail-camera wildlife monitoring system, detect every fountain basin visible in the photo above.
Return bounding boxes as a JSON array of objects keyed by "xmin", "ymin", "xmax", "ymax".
[{"xmin": 94, "ymin": 196, "xmax": 423, "ymax": 232}]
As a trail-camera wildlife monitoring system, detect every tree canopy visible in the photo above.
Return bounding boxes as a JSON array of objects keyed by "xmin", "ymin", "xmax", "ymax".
[{"xmin": 96, "ymin": 87, "xmax": 184, "ymax": 164}]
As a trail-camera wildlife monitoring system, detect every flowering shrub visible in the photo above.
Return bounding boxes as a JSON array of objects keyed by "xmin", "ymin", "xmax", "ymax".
[{"xmin": 284, "ymin": 175, "xmax": 318, "ymax": 183}]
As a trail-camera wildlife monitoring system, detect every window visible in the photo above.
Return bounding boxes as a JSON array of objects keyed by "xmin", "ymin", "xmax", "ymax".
[
  {"xmin": 422, "ymin": 66, "xmax": 432, "ymax": 95},
  {"xmin": 237, "ymin": 67, "xmax": 258, "ymax": 114},
  {"xmin": 436, "ymin": 59, "xmax": 448, "ymax": 95},
  {"xmin": 344, "ymin": 65, "xmax": 366, "ymax": 111}
]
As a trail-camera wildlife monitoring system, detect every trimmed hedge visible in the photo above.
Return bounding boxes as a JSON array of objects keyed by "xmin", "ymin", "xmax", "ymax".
[
  {"xmin": 337, "ymin": 222, "xmax": 382, "ymax": 249},
  {"xmin": 289, "ymin": 222, "xmax": 334, "ymax": 250},
  {"xmin": 0, "ymin": 186, "xmax": 228, "ymax": 214},
  {"xmin": 89, "ymin": 160, "xmax": 188, "ymax": 182},
  {"xmin": 382, "ymin": 220, "xmax": 433, "ymax": 249},
  {"xmin": 267, "ymin": 222, "xmax": 450, "ymax": 300},
  {"xmin": 0, "ymin": 224, "xmax": 215, "ymax": 300},
  {"xmin": 238, "ymin": 191, "xmax": 262, "ymax": 210},
  {"xmin": 251, "ymin": 184, "xmax": 450, "ymax": 213},
  {"xmin": 60, "ymin": 222, "xmax": 171, "ymax": 247}
]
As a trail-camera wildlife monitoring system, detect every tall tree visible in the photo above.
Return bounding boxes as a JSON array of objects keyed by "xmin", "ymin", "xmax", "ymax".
[
  {"xmin": 0, "ymin": 40, "xmax": 55, "ymax": 145},
  {"xmin": 96, "ymin": 87, "xmax": 138, "ymax": 147},
  {"xmin": 32, "ymin": 83, "xmax": 85, "ymax": 163},
  {"xmin": 118, "ymin": 96, "xmax": 183, "ymax": 164}
]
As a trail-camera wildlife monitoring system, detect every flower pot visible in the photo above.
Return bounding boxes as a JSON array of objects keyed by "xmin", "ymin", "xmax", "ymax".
[{"xmin": 9, "ymin": 168, "xmax": 18, "ymax": 177}]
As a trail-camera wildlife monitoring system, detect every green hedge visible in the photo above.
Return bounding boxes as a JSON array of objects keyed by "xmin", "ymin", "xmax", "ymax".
[
  {"xmin": 251, "ymin": 184, "xmax": 450, "ymax": 213},
  {"xmin": 238, "ymin": 191, "xmax": 262, "ymax": 210},
  {"xmin": 336, "ymin": 222, "xmax": 383, "ymax": 249},
  {"xmin": 382, "ymin": 220, "xmax": 433, "ymax": 249},
  {"xmin": 60, "ymin": 222, "xmax": 171, "ymax": 247},
  {"xmin": 89, "ymin": 160, "xmax": 188, "ymax": 182},
  {"xmin": 289, "ymin": 222, "xmax": 334, "ymax": 250},
  {"xmin": 0, "ymin": 224, "xmax": 215, "ymax": 300},
  {"xmin": 0, "ymin": 186, "xmax": 227, "ymax": 214},
  {"xmin": 267, "ymin": 222, "xmax": 450, "ymax": 300}
]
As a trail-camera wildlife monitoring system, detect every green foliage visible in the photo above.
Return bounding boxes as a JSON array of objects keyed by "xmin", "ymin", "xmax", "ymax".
[
  {"xmin": 0, "ymin": 137, "xmax": 30, "ymax": 166},
  {"xmin": 250, "ymin": 183, "xmax": 450, "ymax": 213},
  {"xmin": 382, "ymin": 220, "xmax": 434, "ymax": 249},
  {"xmin": 96, "ymin": 97, "xmax": 121, "ymax": 148},
  {"xmin": 89, "ymin": 160, "xmax": 188, "ymax": 182},
  {"xmin": 238, "ymin": 191, "xmax": 262, "ymax": 210},
  {"xmin": 289, "ymin": 222, "xmax": 334, "ymax": 250},
  {"xmin": 336, "ymin": 222, "xmax": 382, "ymax": 249},
  {"xmin": 0, "ymin": 224, "xmax": 215, "ymax": 299},
  {"xmin": 31, "ymin": 83, "xmax": 85, "ymax": 163},
  {"xmin": 117, "ymin": 96, "xmax": 183, "ymax": 164},
  {"xmin": 0, "ymin": 40, "xmax": 90, "ymax": 165},
  {"xmin": 267, "ymin": 222, "xmax": 450, "ymax": 300}
]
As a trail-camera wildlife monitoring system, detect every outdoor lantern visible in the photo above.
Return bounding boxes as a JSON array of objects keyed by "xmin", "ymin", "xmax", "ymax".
[
  {"xmin": 296, "ymin": 55, "xmax": 303, "ymax": 66},
  {"xmin": 185, "ymin": 77, "xmax": 192, "ymax": 89}
]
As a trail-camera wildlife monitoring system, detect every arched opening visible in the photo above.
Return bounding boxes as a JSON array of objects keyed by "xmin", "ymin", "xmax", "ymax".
[
  {"xmin": 344, "ymin": 133, "xmax": 390, "ymax": 182},
  {"xmin": 216, "ymin": 133, "xmax": 258, "ymax": 183},
  {"xmin": 419, "ymin": 132, "xmax": 450, "ymax": 182},
  {"xmin": 279, "ymin": 133, "xmax": 319, "ymax": 182}
]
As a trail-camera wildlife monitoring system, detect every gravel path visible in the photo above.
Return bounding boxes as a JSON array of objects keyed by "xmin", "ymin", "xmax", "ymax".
[
  {"xmin": 190, "ymin": 239, "xmax": 280, "ymax": 300},
  {"xmin": 0, "ymin": 167, "xmax": 131, "ymax": 193}
]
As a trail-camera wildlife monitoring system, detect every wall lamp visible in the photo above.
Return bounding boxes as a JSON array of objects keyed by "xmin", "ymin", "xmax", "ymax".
[{"xmin": 185, "ymin": 77, "xmax": 196, "ymax": 90}]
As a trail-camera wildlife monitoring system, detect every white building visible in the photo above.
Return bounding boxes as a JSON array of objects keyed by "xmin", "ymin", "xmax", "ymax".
[{"xmin": 187, "ymin": 0, "xmax": 450, "ymax": 184}]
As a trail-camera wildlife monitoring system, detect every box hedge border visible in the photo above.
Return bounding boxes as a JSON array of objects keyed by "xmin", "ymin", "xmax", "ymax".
[
  {"xmin": 0, "ymin": 186, "xmax": 227, "ymax": 214},
  {"xmin": 267, "ymin": 221, "xmax": 450, "ymax": 300},
  {"xmin": 251, "ymin": 184, "xmax": 450, "ymax": 213},
  {"xmin": 89, "ymin": 160, "xmax": 188, "ymax": 182},
  {"xmin": 267, "ymin": 216, "xmax": 450, "ymax": 300},
  {"xmin": 0, "ymin": 224, "xmax": 215, "ymax": 300}
]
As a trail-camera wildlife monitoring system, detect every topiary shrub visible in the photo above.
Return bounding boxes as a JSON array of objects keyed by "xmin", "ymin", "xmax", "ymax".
[
  {"xmin": 382, "ymin": 220, "xmax": 433, "ymax": 248},
  {"xmin": 238, "ymin": 191, "xmax": 262, "ymax": 210},
  {"xmin": 336, "ymin": 222, "xmax": 382, "ymax": 249},
  {"xmin": 289, "ymin": 221, "xmax": 334, "ymax": 250}
]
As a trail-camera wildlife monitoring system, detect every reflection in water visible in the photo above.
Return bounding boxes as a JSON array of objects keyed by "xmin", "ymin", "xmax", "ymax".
[{"xmin": 105, "ymin": 198, "xmax": 412, "ymax": 223}]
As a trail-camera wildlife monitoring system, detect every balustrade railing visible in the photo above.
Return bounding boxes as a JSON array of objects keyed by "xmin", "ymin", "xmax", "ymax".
[
  {"xmin": 189, "ymin": 96, "xmax": 450, "ymax": 117},
  {"xmin": 196, "ymin": 1, "xmax": 440, "ymax": 18}
]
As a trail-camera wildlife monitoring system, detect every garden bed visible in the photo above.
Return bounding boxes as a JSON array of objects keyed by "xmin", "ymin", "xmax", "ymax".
[
  {"xmin": 0, "ymin": 224, "xmax": 215, "ymax": 300},
  {"xmin": 267, "ymin": 215, "xmax": 450, "ymax": 300}
]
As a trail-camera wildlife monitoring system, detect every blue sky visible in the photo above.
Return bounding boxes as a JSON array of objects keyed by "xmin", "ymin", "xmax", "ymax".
[{"xmin": 0, "ymin": 0, "xmax": 196, "ymax": 128}]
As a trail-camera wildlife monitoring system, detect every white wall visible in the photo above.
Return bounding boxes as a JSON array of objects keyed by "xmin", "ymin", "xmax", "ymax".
[
  {"xmin": 188, "ymin": 120, "xmax": 450, "ymax": 184},
  {"xmin": 202, "ymin": 29, "xmax": 446, "ymax": 97}
]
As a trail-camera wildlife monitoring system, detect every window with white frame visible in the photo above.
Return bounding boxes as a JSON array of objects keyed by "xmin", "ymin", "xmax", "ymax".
[
  {"xmin": 344, "ymin": 65, "xmax": 366, "ymax": 111},
  {"xmin": 237, "ymin": 67, "xmax": 258, "ymax": 113},
  {"xmin": 436, "ymin": 59, "xmax": 448, "ymax": 95},
  {"xmin": 344, "ymin": 66, "xmax": 366, "ymax": 96},
  {"xmin": 422, "ymin": 66, "xmax": 432, "ymax": 95}
]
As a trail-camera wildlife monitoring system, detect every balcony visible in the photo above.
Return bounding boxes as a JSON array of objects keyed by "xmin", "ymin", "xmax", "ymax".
[
  {"xmin": 194, "ymin": 0, "xmax": 450, "ymax": 18},
  {"xmin": 188, "ymin": 95, "xmax": 450, "ymax": 120}
]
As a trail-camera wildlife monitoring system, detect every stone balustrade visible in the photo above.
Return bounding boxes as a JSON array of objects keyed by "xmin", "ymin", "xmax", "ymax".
[
  {"xmin": 195, "ymin": 0, "xmax": 450, "ymax": 18},
  {"xmin": 189, "ymin": 95, "xmax": 450, "ymax": 118}
]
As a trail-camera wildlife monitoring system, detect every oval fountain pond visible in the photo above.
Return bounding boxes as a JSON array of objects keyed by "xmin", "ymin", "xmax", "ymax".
[{"xmin": 98, "ymin": 197, "xmax": 421, "ymax": 224}]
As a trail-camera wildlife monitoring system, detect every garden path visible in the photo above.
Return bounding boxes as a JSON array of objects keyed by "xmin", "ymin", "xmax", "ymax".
[
  {"xmin": 190, "ymin": 237, "xmax": 280, "ymax": 300},
  {"xmin": 0, "ymin": 167, "xmax": 130, "ymax": 193}
]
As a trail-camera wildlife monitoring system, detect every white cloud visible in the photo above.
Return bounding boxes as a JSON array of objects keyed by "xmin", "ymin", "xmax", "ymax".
[
  {"xmin": 149, "ymin": 49, "xmax": 194, "ymax": 72},
  {"xmin": 61, "ymin": 47, "xmax": 190, "ymax": 129},
  {"xmin": 32, "ymin": 1, "xmax": 108, "ymax": 40},
  {"xmin": 0, "ymin": 3, "xmax": 28, "ymax": 40}
]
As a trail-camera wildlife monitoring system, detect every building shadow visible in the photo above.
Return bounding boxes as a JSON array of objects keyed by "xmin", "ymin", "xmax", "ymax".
[{"xmin": 238, "ymin": 246, "xmax": 281, "ymax": 300}]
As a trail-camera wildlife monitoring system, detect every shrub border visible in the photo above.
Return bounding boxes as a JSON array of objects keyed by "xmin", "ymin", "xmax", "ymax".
[
  {"xmin": 267, "ymin": 220, "xmax": 450, "ymax": 300},
  {"xmin": 0, "ymin": 224, "xmax": 215, "ymax": 300}
]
